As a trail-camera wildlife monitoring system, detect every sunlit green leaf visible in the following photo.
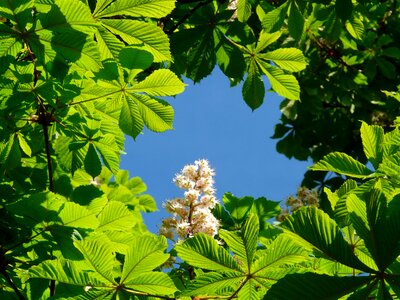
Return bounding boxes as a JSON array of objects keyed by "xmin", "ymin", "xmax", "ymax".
[
  {"xmin": 282, "ymin": 207, "xmax": 375, "ymax": 272},
  {"xmin": 100, "ymin": 19, "xmax": 171, "ymax": 62},
  {"xmin": 175, "ymin": 233, "xmax": 242, "ymax": 273},
  {"xmin": 257, "ymin": 62, "xmax": 300, "ymax": 100},
  {"xmin": 123, "ymin": 272, "xmax": 177, "ymax": 295},
  {"xmin": 74, "ymin": 238, "xmax": 117, "ymax": 283},
  {"xmin": 29, "ymin": 259, "xmax": 111, "ymax": 287},
  {"xmin": 219, "ymin": 214, "xmax": 259, "ymax": 272},
  {"xmin": 131, "ymin": 69, "xmax": 185, "ymax": 96},
  {"xmin": 121, "ymin": 235, "xmax": 169, "ymax": 282},
  {"xmin": 260, "ymin": 48, "xmax": 307, "ymax": 72},
  {"xmin": 360, "ymin": 122, "xmax": 384, "ymax": 168},
  {"xmin": 97, "ymin": 201, "xmax": 136, "ymax": 232},
  {"xmin": 95, "ymin": 0, "xmax": 176, "ymax": 18},
  {"xmin": 311, "ymin": 152, "xmax": 373, "ymax": 178},
  {"xmin": 58, "ymin": 202, "xmax": 99, "ymax": 229}
]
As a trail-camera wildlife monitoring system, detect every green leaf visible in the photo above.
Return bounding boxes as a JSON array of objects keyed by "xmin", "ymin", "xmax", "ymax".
[
  {"xmin": 186, "ymin": 30, "xmax": 216, "ymax": 82},
  {"xmin": 382, "ymin": 47, "xmax": 400, "ymax": 59},
  {"xmin": 95, "ymin": 26, "xmax": 125, "ymax": 60},
  {"xmin": 100, "ymin": 19, "xmax": 171, "ymax": 62},
  {"xmin": 251, "ymin": 197, "xmax": 281, "ymax": 224},
  {"xmin": 377, "ymin": 57, "xmax": 396, "ymax": 79},
  {"xmin": 97, "ymin": 201, "xmax": 136, "ymax": 232},
  {"xmin": 119, "ymin": 93, "xmax": 144, "ymax": 138},
  {"xmin": 127, "ymin": 176, "xmax": 147, "ymax": 194},
  {"xmin": 29, "ymin": 258, "xmax": 110, "ymax": 286},
  {"xmin": 136, "ymin": 94, "xmax": 175, "ymax": 133},
  {"xmin": 183, "ymin": 273, "xmax": 241, "ymax": 296},
  {"xmin": 266, "ymin": 273, "xmax": 371, "ymax": 299},
  {"xmin": 288, "ymin": 1, "xmax": 304, "ymax": 40},
  {"xmin": 137, "ymin": 194, "xmax": 157, "ymax": 212},
  {"xmin": 96, "ymin": 0, "xmax": 176, "ymax": 18},
  {"xmin": 237, "ymin": 0, "xmax": 254, "ymax": 22},
  {"xmin": 17, "ymin": 134, "xmax": 32, "ymax": 157},
  {"xmin": 0, "ymin": 134, "xmax": 15, "ymax": 165},
  {"xmin": 222, "ymin": 193, "xmax": 254, "ymax": 224},
  {"xmin": 282, "ymin": 207, "xmax": 375, "ymax": 272},
  {"xmin": 121, "ymin": 235, "xmax": 169, "ymax": 283},
  {"xmin": 37, "ymin": 0, "xmax": 96, "ymax": 32},
  {"xmin": 58, "ymin": 202, "xmax": 99, "ymax": 229},
  {"xmin": 131, "ymin": 69, "xmax": 185, "ymax": 96},
  {"xmin": 377, "ymin": 153, "xmax": 400, "ymax": 185},
  {"xmin": 360, "ymin": 122, "xmax": 384, "ymax": 168},
  {"xmin": 324, "ymin": 187, "xmax": 339, "ymax": 211},
  {"xmin": 252, "ymin": 234, "xmax": 309, "ymax": 274},
  {"xmin": 260, "ymin": 48, "xmax": 307, "ymax": 72},
  {"xmin": 311, "ymin": 152, "xmax": 373, "ymax": 178},
  {"xmin": 214, "ymin": 28, "xmax": 246, "ymax": 80},
  {"xmin": 238, "ymin": 278, "xmax": 265, "ymax": 300},
  {"xmin": 335, "ymin": 0, "xmax": 353, "ymax": 22},
  {"xmin": 29, "ymin": 31, "xmax": 101, "ymax": 73},
  {"xmin": 219, "ymin": 214, "xmax": 259, "ymax": 272},
  {"xmin": 175, "ymin": 233, "xmax": 242, "ymax": 273},
  {"xmin": 84, "ymin": 143, "xmax": 102, "ymax": 178},
  {"xmin": 255, "ymin": 31, "xmax": 282, "ymax": 53},
  {"xmin": 257, "ymin": 62, "xmax": 301, "ymax": 100},
  {"xmin": 346, "ymin": 15, "xmax": 364, "ymax": 40},
  {"xmin": 73, "ymin": 238, "xmax": 117, "ymax": 283},
  {"xmin": 94, "ymin": 134, "xmax": 120, "ymax": 174},
  {"xmin": 261, "ymin": 3, "xmax": 288, "ymax": 33},
  {"xmin": 123, "ymin": 272, "xmax": 177, "ymax": 295},
  {"xmin": 93, "ymin": 0, "xmax": 115, "ymax": 16},
  {"xmin": 119, "ymin": 47, "xmax": 153, "ymax": 82},
  {"xmin": 364, "ymin": 189, "xmax": 400, "ymax": 270},
  {"xmin": 242, "ymin": 61, "xmax": 265, "ymax": 110}
]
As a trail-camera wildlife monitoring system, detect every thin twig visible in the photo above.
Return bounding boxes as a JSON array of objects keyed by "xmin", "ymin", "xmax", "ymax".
[
  {"xmin": 39, "ymin": 104, "xmax": 56, "ymax": 296},
  {"xmin": 166, "ymin": 0, "xmax": 213, "ymax": 35},
  {"xmin": 41, "ymin": 106, "xmax": 54, "ymax": 193},
  {"xmin": 0, "ymin": 268, "xmax": 26, "ymax": 300}
]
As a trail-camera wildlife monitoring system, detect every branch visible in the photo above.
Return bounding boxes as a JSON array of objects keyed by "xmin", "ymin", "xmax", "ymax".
[{"xmin": 38, "ymin": 104, "xmax": 56, "ymax": 296}]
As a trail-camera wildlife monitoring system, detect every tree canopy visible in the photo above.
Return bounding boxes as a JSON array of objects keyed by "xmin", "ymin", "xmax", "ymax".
[{"xmin": 0, "ymin": 0, "xmax": 400, "ymax": 299}]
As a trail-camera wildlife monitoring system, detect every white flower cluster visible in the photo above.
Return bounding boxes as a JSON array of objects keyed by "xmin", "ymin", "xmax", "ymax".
[{"xmin": 160, "ymin": 159, "xmax": 220, "ymax": 240}]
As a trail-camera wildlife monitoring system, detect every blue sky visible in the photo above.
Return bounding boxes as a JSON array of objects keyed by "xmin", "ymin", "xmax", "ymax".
[{"xmin": 121, "ymin": 69, "xmax": 311, "ymax": 233}]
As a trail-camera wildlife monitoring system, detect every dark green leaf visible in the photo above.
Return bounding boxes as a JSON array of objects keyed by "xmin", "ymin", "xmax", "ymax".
[
  {"xmin": 335, "ymin": 0, "xmax": 353, "ymax": 22},
  {"xmin": 223, "ymin": 192, "xmax": 254, "ymax": 224},
  {"xmin": 266, "ymin": 273, "xmax": 371, "ymax": 299},
  {"xmin": 84, "ymin": 143, "xmax": 102, "ymax": 178},
  {"xmin": 288, "ymin": 1, "xmax": 304, "ymax": 40},
  {"xmin": 242, "ymin": 62, "xmax": 265, "ymax": 110}
]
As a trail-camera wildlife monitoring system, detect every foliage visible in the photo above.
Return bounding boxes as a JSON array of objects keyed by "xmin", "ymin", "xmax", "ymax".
[
  {"xmin": 163, "ymin": 0, "xmax": 400, "ymax": 190},
  {"xmin": 0, "ymin": 0, "xmax": 400, "ymax": 299}
]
